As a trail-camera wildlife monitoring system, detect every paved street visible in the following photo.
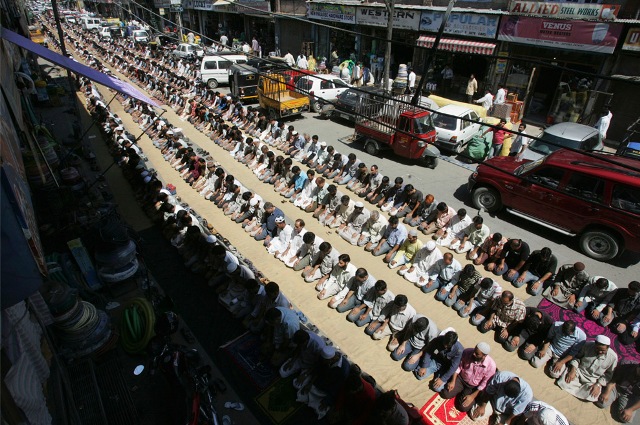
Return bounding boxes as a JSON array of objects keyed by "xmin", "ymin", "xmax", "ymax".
[{"xmin": 288, "ymin": 112, "xmax": 640, "ymax": 286}]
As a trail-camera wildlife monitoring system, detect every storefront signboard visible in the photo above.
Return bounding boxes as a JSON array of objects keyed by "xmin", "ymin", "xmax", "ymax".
[
  {"xmin": 498, "ymin": 16, "xmax": 622, "ymax": 54},
  {"xmin": 192, "ymin": 0, "xmax": 213, "ymax": 11},
  {"xmin": 622, "ymin": 27, "xmax": 640, "ymax": 51},
  {"xmin": 508, "ymin": 2, "xmax": 619, "ymax": 21},
  {"xmin": 307, "ymin": 3, "xmax": 356, "ymax": 24},
  {"xmin": 419, "ymin": 11, "xmax": 499, "ymax": 38},
  {"xmin": 356, "ymin": 7, "xmax": 421, "ymax": 30}
]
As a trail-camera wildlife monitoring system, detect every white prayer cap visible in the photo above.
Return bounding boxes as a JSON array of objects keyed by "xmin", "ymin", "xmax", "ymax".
[
  {"xmin": 275, "ymin": 216, "xmax": 285, "ymax": 223},
  {"xmin": 205, "ymin": 234, "xmax": 217, "ymax": 244},
  {"xmin": 425, "ymin": 241, "xmax": 436, "ymax": 250},
  {"xmin": 595, "ymin": 335, "xmax": 611, "ymax": 346},
  {"xmin": 408, "ymin": 229, "xmax": 418, "ymax": 237},
  {"xmin": 226, "ymin": 262, "xmax": 238, "ymax": 273},
  {"xmin": 166, "ymin": 130, "xmax": 174, "ymax": 135},
  {"xmin": 476, "ymin": 342, "xmax": 491, "ymax": 354},
  {"xmin": 354, "ymin": 201, "xmax": 364, "ymax": 208},
  {"xmin": 250, "ymin": 197, "xmax": 259, "ymax": 207},
  {"xmin": 320, "ymin": 142, "xmax": 327, "ymax": 147}
]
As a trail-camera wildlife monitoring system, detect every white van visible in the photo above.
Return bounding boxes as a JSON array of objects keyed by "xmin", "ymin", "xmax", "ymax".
[
  {"xmin": 200, "ymin": 54, "xmax": 248, "ymax": 89},
  {"xmin": 81, "ymin": 17, "xmax": 102, "ymax": 32}
]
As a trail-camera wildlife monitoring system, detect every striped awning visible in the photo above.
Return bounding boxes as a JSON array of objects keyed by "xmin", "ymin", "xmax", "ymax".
[{"xmin": 417, "ymin": 36, "xmax": 496, "ymax": 56}]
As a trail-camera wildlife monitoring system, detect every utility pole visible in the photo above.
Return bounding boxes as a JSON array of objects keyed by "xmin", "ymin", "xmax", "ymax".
[
  {"xmin": 411, "ymin": 0, "xmax": 455, "ymax": 105},
  {"xmin": 382, "ymin": 0, "xmax": 393, "ymax": 92}
]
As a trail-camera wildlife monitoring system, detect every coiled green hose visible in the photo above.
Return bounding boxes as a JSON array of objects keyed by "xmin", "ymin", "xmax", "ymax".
[{"xmin": 120, "ymin": 298, "xmax": 156, "ymax": 354}]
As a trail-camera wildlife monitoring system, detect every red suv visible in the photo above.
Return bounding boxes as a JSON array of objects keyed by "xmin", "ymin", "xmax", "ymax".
[{"xmin": 468, "ymin": 149, "xmax": 640, "ymax": 261}]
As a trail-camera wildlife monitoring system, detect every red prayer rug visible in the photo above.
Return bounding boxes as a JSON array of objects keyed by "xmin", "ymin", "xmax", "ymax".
[{"xmin": 420, "ymin": 394, "xmax": 489, "ymax": 425}]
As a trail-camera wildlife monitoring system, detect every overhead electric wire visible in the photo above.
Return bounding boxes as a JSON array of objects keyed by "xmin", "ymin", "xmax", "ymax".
[{"xmin": 65, "ymin": 3, "xmax": 640, "ymax": 174}]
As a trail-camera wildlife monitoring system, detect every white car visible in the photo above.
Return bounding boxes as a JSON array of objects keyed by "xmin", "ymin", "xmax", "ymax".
[
  {"xmin": 520, "ymin": 122, "xmax": 601, "ymax": 162},
  {"xmin": 172, "ymin": 43, "xmax": 204, "ymax": 60},
  {"xmin": 295, "ymin": 74, "xmax": 351, "ymax": 113},
  {"xmin": 431, "ymin": 104, "xmax": 482, "ymax": 153},
  {"xmin": 131, "ymin": 29, "xmax": 149, "ymax": 44}
]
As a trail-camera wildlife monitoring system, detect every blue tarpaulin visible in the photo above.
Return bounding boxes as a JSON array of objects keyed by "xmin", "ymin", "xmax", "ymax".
[{"xmin": 1, "ymin": 26, "xmax": 161, "ymax": 107}]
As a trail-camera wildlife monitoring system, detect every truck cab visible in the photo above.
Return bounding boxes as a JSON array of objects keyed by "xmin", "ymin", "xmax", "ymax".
[{"xmin": 354, "ymin": 96, "xmax": 439, "ymax": 167}]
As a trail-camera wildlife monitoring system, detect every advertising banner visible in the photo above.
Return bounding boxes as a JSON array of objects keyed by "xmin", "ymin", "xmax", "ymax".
[
  {"xmin": 356, "ymin": 7, "xmax": 421, "ymax": 30},
  {"xmin": 622, "ymin": 27, "xmax": 640, "ymax": 51},
  {"xmin": 419, "ymin": 12, "xmax": 499, "ymax": 38},
  {"xmin": 508, "ymin": 2, "xmax": 619, "ymax": 20},
  {"xmin": 498, "ymin": 16, "xmax": 622, "ymax": 54},
  {"xmin": 307, "ymin": 3, "xmax": 356, "ymax": 24}
]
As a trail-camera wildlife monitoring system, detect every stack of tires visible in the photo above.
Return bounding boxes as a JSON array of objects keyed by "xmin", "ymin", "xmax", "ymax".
[
  {"xmin": 94, "ymin": 221, "xmax": 139, "ymax": 285},
  {"xmin": 46, "ymin": 283, "xmax": 113, "ymax": 358}
]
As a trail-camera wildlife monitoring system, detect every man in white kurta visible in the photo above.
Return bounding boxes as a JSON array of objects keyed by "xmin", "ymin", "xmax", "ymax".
[
  {"xmin": 398, "ymin": 241, "xmax": 443, "ymax": 284},
  {"xmin": 436, "ymin": 209, "xmax": 473, "ymax": 247},
  {"xmin": 357, "ymin": 211, "xmax": 387, "ymax": 248},
  {"xmin": 278, "ymin": 220, "xmax": 306, "ymax": 262},
  {"xmin": 557, "ymin": 335, "xmax": 618, "ymax": 402},
  {"xmin": 267, "ymin": 217, "xmax": 293, "ymax": 255}
]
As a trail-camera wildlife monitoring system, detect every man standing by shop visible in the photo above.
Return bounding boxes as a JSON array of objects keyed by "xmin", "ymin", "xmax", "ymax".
[
  {"xmin": 441, "ymin": 65, "xmax": 453, "ymax": 96},
  {"xmin": 407, "ymin": 68, "xmax": 416, "ymax": 94},
  {"xmin": 466, "ymin": 74, "xmax": 477, "ymax": 103}
]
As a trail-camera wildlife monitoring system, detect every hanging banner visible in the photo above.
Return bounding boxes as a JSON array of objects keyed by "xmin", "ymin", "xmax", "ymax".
[
  {"xmin": 356, "ymin": 7, "xmax": 421, "ymax": 31},
  {"xmin": 419, "ymin": 12, "xmax": 499, "ymax": 39},
  {"xmin": 498, "ymin": 16, "xmax": 622, "ymax": 54},
  {"xmin": 622, "ymin": 27, "xmax": 640, "ymax": 51},
  {"xmin": 307, "ymin": 3, "xmax": 356, "ymax": 24},
  {"xmin": 508, "ymin": 2, "xmax": 620, "ymax": 20}
]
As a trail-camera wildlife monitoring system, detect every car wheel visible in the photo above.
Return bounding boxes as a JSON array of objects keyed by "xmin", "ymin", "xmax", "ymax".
[
  {"xmin": 364, "ymin": 141, "xmax": 378, "ymax": 156},
  {"xmin": 579, "ymin": 230, "xmax": 620, "ymax": 261},
  {"xmin": 207, "ymin": 79, "xmax": 218, "ymax": 89},
  {"xmin": 312, "ymin": 101, "xmax": 323, "ymax": 113},
  {"xmin": 472, "ymin": 186, "xmax": 502, "ymax": 213}
]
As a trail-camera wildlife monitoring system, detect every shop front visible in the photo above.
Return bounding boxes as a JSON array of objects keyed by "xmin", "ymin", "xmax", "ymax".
[
  {"xmin": 497, "ymin": 13, "xmax": 623, "ymax": 125},
  {"xmin": 308, "ymin": 3, "xmax": 357, "ymax": 63},
  {"xmin": 414, "ymin": 10, "xmax": 500, "ymax": 97}
]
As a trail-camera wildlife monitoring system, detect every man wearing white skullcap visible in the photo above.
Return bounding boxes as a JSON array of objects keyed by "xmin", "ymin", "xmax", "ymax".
[
  {"xmin": 398, "ymin": 240, "xmax": 443, "ymax": 284},
  {"xmin": 557, "ymin": 334, "xmax": 618, "ymax": 402},
  {"xmin": 296, "ymin": 343, "xmax": 351, "ymax": 420},
  {"xmin": 440, "ymin": 342, "xmax": 497, "ymax": 412},
  {"xmin": 267, "ymin": 216, "xmax": 293, "ymax": 256},
  {"xmin": 520, "ymin": 400, "xmax": 569, "ymax": 425}
]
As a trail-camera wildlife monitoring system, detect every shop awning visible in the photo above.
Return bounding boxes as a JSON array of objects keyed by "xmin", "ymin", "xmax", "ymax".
[
  {"xmin": 417, "ymin": 36, "xmax": 496, "ymax": 56},
  {"xmin": 0, "ymin": 27, "xmax": 161, "ymax": 107}
]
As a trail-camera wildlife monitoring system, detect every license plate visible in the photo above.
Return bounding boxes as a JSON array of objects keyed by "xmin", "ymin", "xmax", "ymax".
[{"xmin": 341, "ymin": 113, "xmax": 351, "ymax": 120}]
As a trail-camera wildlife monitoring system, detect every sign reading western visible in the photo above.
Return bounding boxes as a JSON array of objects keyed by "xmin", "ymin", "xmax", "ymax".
[
  {"xmin": 308, "ymin": 3, "xmax": 356, "ymax": 24},
  {"xmin": 498, "ymin": 16, "xmax": 623, "ymax": 54},
  {"xmin": 419, "ymin": 12, "xmax": 499, "ymax": 38},
  {"xmin": 509, "ymin": 2, "xmax": 619, "ymax": 21},
  {"xmin": 357, "ymin": 7, "xmax": 421, "ymax": 30}
]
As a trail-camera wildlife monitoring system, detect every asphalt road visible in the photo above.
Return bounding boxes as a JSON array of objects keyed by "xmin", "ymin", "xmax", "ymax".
[{"xmin": 286, "ymin": 111, "xmax": 639, "ymax": 286}]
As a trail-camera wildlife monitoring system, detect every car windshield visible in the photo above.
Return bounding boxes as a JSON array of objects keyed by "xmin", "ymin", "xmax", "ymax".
[
  {"xmin": 431, "ymin": 113, "xmax": 457, "ymax": 131},
  {"xmin": 514, "ymin": 157, "xmax": 544, "ymax": 175},
  {"xmin": 528, "ymin": 131, "xmax": 583, "ymax": 155},
  {"xmin": 414, "ymin": 115, "xmax": 435, "ymax": 134}
]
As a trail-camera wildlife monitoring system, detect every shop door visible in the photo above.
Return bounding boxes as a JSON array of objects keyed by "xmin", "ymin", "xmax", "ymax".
[{"xmin": 525, "ymin": 66, "xmax": 562, "ymax": 123}]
